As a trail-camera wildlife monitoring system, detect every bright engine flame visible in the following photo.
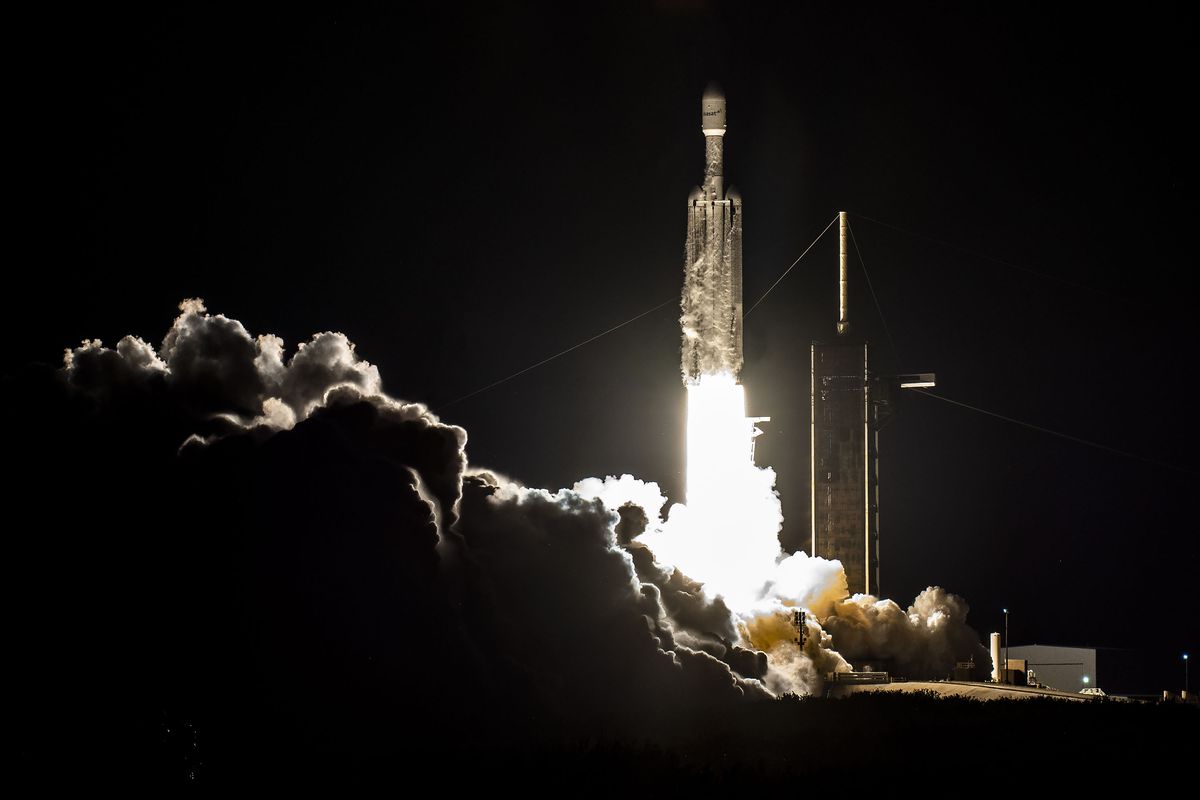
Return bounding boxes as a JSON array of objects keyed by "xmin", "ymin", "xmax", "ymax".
[
  {"xmin": 685, "ymin": 372, "xmax": 754, "ymax": 504},
  {"xmin": 575, "ymin": 371, "xmax": 853, "ymax": 693},
  {"xmin": 574, "ymin": 370, "xmax": 977, "ymax": 694},
  {"xmin": 630, "ymin": 372, "xmax": 845, "ymax": 614}
]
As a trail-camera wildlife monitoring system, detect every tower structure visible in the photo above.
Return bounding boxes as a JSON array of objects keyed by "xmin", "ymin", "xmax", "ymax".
[
  {"xmin": 809, "ymin": 213, "xmax": 936, "ymax": 596},
  {"xmin": 681, "ymin": 85, "xmax": 743, "ymax": 381},
  {"xmin": 811, "ymin": 212, "xmax": 876, "ymax": 596}
]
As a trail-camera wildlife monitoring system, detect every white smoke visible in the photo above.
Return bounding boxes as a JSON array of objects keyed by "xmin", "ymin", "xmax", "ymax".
[
  {"xmin": 52, "ymin": 297, "xmax": 989, "ymax": 706},
  {"xmin": 573, "ymin": 461, "xmax": 858, "ymax": 696},
  {"xmin": 64, "ymin": 298, "xmax": 403, "ymax": 438},
  {"xmin": 823, "ymin": 587, "xmax": 991, "ymax": 678},
  {"xmin": 574, "ymin": 386, "xmax": 987, "ymax": 696}
]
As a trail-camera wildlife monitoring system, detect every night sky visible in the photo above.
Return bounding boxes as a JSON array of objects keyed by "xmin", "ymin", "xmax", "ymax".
[{"xmin": 10, "ymin": 2, "xmax": 1197, "ymax": 782}]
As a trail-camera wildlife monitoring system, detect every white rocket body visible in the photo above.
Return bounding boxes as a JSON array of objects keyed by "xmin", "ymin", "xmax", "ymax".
[{"xmin": 681, "ymin": 85, "xmax": 743, "ymax": 381}]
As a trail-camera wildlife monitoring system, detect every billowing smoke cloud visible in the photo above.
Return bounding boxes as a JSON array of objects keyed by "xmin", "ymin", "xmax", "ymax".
[
  {"xmin": 66, "ymin": 299, "xmax": 382, "ymax": 428},
  {"xmin": 451, "ymin": 472, "xmax": 771, "ymax": 731},
  {"xmin": 60, "ymin": 299, "xmax": 464, "ymax": 518},
  {"xmin": 54, "ymin": 301, "xmax": 774, "ymax": 694},
  {"xmin": 14, "ymin": 299, "xmax": 999, "ymax": 780},
  {"xmin": 739, "ymin": 609, "xmax": 851, "ymax": 696},
  {"xmin": 823, "ymin": 587, "xmax": 992, "ymax": 679},
  {"xmin": 18, "ymin": 299, "xmax": 794, "ymax": 773},
  {"xmin": 574, "ymin": 472, "xmax": 990, "ymax": 692}
]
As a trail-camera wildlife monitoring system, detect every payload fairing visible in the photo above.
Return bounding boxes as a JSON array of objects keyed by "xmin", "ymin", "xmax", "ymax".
[{"xmin": 681, "ymin": 85, "xmax": 743, "ymax": 382}]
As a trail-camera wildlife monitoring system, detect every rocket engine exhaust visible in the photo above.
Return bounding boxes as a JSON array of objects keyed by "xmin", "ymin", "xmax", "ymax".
[
  {"xmin": 680, "ymin": 85, "xmax": 759, "ymax": 504},
  {"xmin": 582, "ymin": 86, "xmax": 991, "ymax": 696}
]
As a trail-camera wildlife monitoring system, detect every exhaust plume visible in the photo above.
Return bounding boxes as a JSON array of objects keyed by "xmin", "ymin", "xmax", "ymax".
[{"xmin": 26, "ymin": 298, "xmax": 992, "ymax": 756}]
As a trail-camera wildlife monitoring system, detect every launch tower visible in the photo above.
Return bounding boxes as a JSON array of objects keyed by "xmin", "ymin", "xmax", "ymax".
[
  {"xmin": 811, "ymin": 213, "xmax": 875, "ymax": 595},
  {"xmin": 811, "ymin": 213, "xmax": 935, "ymax": 596}
]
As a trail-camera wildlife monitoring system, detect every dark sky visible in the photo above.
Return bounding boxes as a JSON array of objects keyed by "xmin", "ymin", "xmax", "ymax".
[{"xmin": 12, "ymin": 3, "xmax": 1195, "ymax": 675}]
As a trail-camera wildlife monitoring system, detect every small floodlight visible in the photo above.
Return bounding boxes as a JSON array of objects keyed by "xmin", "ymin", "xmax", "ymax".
[
  {"xmin": 899, "ymin": 373, "xmax": 936, "ymax": 389},
  {"xmin": 1083, "ymin": 675, "xmax": 1090, "ymax": 684}
]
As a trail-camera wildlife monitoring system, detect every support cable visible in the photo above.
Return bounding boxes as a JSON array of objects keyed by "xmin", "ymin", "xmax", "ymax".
[
  {"xmin": 847, "ymin": 221, "xmax": 900, "ymax": 363},
  {"xmin": 444, "ymin": 217, "xmax": 842, "ymax": 410},
  {"xmin": 438, "ymin": 298, "xmax": 676, "ymax": 410},
  {"xmin": 744, "ymin": 214, "xmax": 839, "ymax": 316},
  {"xmin": 912, "ymin": 389, "xmax": 1195, "ymax": 475}
]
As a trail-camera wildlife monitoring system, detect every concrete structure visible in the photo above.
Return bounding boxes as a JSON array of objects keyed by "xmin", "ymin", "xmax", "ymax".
[
  {"xmin": 681, "ymin": 84, "xmax": 744, "ymax": 381},
  {"xmin": 810, "ymin": 337, "xmax": 873, "ymax": 594},
  {"xmin": 1009, "ymin": 645, "xmax": 1097, "ymax": 693}
]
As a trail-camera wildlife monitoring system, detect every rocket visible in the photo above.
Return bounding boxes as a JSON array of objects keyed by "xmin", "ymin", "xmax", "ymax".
[{"xmin": 681, "ymin": 85, "xmax": 744, "ymax": 382}]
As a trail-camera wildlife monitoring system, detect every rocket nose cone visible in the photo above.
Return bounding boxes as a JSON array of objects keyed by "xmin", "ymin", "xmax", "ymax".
[{"xmin": 702, "ymin": 82, "xmax": 725, "ymax": 102}]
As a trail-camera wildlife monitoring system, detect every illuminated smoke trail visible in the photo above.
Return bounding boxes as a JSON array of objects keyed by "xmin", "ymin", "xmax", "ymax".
[
  {"xmin": 571, "ymin": 99, "xmax": 990, "ymax": 689},
  {"xmin": 51, "ymin": 298, "xmax": 987, "ymax": 703},
  {"xmin": 575, "ymin": 370, "xmax": 853, "ymax": 694},
  {"xmin": 624, "ymin": 84, "xmax": 858, "ymax": 690},
  {"xmin": 582, "ymin": 85, "xmax": 989, "ymax": 693},
  {"xmin": 659, "ymin": 373, "xmax": 847, "ymax": 616},
  {"xmin": 579, "ymin": 371, "xmax": 843, "ymax": 613},
  {"xmin": 576, "ymin": 373, "xmax": 989, "ymax": 693}
]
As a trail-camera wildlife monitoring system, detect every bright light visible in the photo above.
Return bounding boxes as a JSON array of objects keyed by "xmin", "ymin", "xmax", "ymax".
[
  {"xmin": 575, "ymin": 370, "xmax": 878, "ymax": 694},
  {"xmin": 1083, "ymin": 675, "xmax": 1090, "ymax": 684},
  {"xmin": 633, "ymin": 371, "xmax": 844, "ymax": 614},
  {"xmin": 664, "ymin": 372, "xmax": 786, "ymax": 609},
  {"xmin": 898, "ymin": 373, "xmax": 936, "ymax": 389},
  {"xmin": 685, "ymin": 373, "xmax": 754, "ymax": 504}
]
